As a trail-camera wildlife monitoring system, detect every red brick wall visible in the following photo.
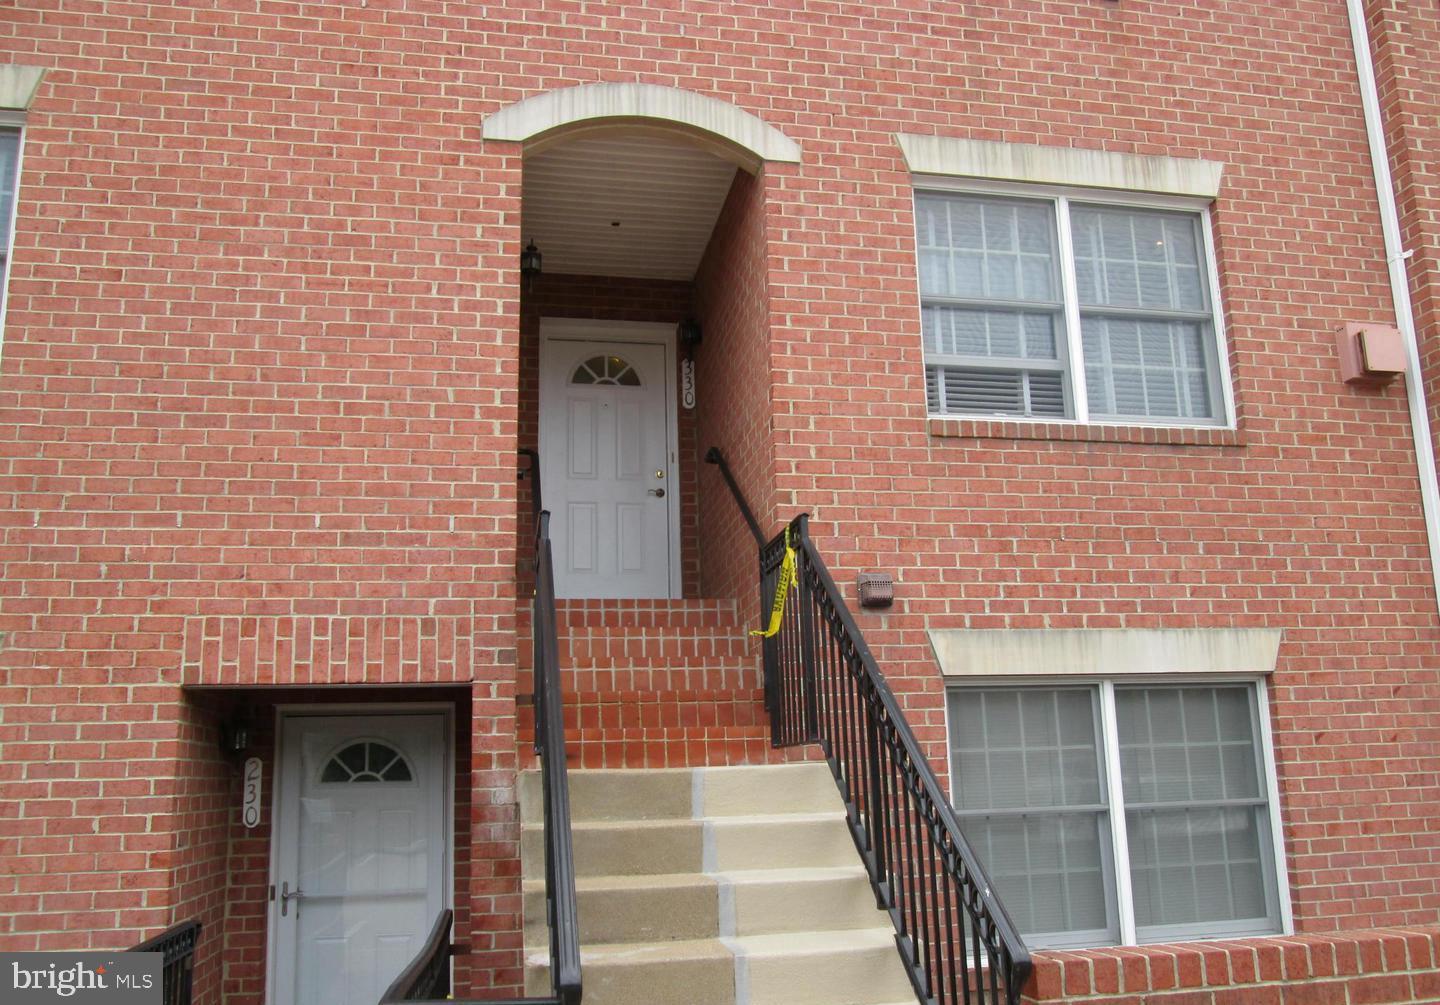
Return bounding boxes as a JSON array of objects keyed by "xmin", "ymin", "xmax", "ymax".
[
  {"xmin": 0, "ymin": 0, "xmax": 525, "ymax": 982},
  {"xmin": 0, "ymin": 0, "xmax": 1438, "ymax": 994},
  {"xmin": 695, "ymin": 168, "xmax": 781, "ymax": 609},
  {"xmin": 168, "ymin": 702, "xmax": 233, "ymax": 1005},
  {"xmin": 1365, "ymin": 0, "xmax": 1440, "ymax": 458}
]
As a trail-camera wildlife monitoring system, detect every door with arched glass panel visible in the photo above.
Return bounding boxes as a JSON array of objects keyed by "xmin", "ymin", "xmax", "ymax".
[
  {"xmin": 539, "ymin": 321, "xmax": 679, "ymax": 598},
  {"xmin": 271, "ymin": 713, "xmax": 448, "ymax": 1005}
]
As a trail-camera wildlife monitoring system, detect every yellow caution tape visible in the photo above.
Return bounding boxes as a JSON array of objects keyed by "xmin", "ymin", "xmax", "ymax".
[{"xmin": 751, "ymin": 528, "xmax": 797, "ymax": 638}]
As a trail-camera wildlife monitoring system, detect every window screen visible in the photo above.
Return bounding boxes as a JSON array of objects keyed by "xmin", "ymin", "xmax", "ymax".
[
  {"xmin": 949, "ymin": 682, "xmax": 1282, "ymax": 949},
  {"xmin": 1115, "ymin": 685, "xmax": 1277, "ymax": 939},
  {"xmin": 914, "ymin": 190, "xmax": 1227, "ymax": 425},
  {"xmin": 948, "ymin": 687, "xmax": 1117, "ymax": 945},
  {"xmin": 917, "ymin": 194, "xmax": 1069, "ymax": 419},
  {"xmin": 1071, "ymin": 205, "xmax": 1220, "ymax": 422}
]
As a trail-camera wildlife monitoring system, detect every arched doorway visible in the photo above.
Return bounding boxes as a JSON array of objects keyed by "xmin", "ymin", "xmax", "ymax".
[{"xmin": 486, "ymin": 84, "xmax": 799, "ymax": 601}]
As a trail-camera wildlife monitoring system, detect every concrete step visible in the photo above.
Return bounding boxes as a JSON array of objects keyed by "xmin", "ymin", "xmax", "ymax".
[
  {"xmin": 522, "ymin": 865, "xmax": 883, "ymax": 945},
  {"xmin": 699, "ymin": 762, "xmax": 840, "ymax": 816},
  {"xmin": 524, "ymin": 929, "xmax": 914, "ymax": 1005},
  {"xmin": 723, "ymin": 866, "xmax": 881, "ymax": 936},
  {"xmin": 526, "ymin": 936, "xmax": 734, "ymax": 1005},
  {"xmin": 708, "ymin": 812, "xmax": 857, "ymax": 871},
  {"xmin": 524, "ymin": 873, "xmax": 720, "ymax": 945},
  {"xmin": 523, "ymin": 818, "xmax": 702, "ymax": 879},
  {"xmin": 734, "ymin": 928, "xmax": 916, "ymax": 1005},
  {"xmin": 518, "ymin": 759, "xmax": 915, "ymax": 1005},
  {"xmin": 521, "ymin": 810, "xmax": 856, "ymax": 878},
  {"xmin": 519, "ymin": 761, "xmax": 840, "ymax": 824}
]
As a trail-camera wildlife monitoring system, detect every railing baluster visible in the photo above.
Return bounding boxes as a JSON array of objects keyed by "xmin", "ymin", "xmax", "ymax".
[
  {"xmin": 925, "ymin": 813, "xmax": 943, "ymax": 1000},
  {"xmin": 942, "ymin": 859, "xmax": 959, "ymax": 1005}
]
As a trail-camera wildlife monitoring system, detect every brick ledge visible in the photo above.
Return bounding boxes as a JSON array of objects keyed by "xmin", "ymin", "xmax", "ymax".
[
  {"xmin": 928, "ymin": 416, "xmax": 1246, "ymax": 447},
  {"xmin": 1022, "ymin": 925, "xmax": 1440, "ymax": 1003}
]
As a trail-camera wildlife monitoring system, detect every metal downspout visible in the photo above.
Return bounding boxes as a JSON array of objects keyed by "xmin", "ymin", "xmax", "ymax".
[{"xmin": 1344, "ymin": 0, "xmax": 1440, "ymax": 616}]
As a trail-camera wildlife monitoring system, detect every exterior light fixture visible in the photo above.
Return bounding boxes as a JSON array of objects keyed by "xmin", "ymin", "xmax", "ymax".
[
  {"xmin": 520, "ymin": 240, "xmax": 542, "ymax": 283},
  {"xmin": 221, "ymin": 716, "xmax": 253, "ymax": 756}
]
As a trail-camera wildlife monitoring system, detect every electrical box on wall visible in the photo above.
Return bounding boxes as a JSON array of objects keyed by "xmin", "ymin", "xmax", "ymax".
[{"xmin": 1338, "ymin": 323, "xmax": 1407, "ymax": 385}]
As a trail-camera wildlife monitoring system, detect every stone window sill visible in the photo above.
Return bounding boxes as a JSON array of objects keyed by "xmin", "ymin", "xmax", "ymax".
[{"xmin": 927, "ymin": 416, "xmax": 1246, "ymax": 448}]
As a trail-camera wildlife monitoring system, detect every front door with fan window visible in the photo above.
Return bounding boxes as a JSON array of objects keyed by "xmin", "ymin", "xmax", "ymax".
[
  {"xmin": 539, "ymin": 320, "xmax": 680, "ymax": 599},
  {"xmin": 270, "ymin": 713, "xmax": 448, "ymax": 1005}
]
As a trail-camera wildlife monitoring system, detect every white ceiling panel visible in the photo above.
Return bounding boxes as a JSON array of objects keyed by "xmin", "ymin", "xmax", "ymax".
[{"xmin": 521, "ymin": 131, "xmax": 741, "ymax": 281}]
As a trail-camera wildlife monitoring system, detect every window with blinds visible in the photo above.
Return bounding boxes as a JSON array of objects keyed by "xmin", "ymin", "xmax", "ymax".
[
  {"xmin": 948, "ymin": 681, "xmax": 1284, "ymax": 949},
  {"xmin": 916, "ymin": 194, "xmax": 1071, "ymax": 419},
  {"xmin": 916, "ymin": 189, "xmax": 1227, "ymax": 425}
]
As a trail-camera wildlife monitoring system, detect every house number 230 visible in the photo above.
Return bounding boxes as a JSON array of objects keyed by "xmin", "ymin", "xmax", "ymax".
[{"xmin": 242, "ymin": 757, "xmax": 262, "ymax": 829}]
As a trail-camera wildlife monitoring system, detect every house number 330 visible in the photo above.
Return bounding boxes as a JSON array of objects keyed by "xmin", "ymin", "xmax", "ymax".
[{"xmin": 242, "ymin": 757, "xmax": 262, "ymax": 828}]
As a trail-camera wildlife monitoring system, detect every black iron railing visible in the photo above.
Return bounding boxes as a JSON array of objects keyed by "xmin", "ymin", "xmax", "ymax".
[
  {"xmin": 128, "ymin": 919, "xmax": 201, "ymax": 1005},
  {"xmin": 704, "ymin": 447, "xmax": 764, "ymax": 546},
  {"xmin": 521, "ymin": 449, "xmax": 584, "ymax": 1005},
  {"xmin": 381, "ymin": 452, "xmax": 581, "ymax": 1005},
  {"xmin": 379, "ymin": 910, "xmax": 454, "ymax": 1002},
  {"xmin": 757, "ymin": 514, "xmax": 1032, "ymax": 1005}
]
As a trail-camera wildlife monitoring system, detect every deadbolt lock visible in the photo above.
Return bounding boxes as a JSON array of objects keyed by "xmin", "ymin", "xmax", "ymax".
[{"xmin": 655, "ymin": 469, "xmax": 665, "ymax": 479}]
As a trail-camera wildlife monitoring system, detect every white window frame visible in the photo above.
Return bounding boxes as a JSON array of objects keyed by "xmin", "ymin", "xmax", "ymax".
[
  {"xmin": 944, "ymin": 673, "xmax": 1293, "ymax": 949},
  {"xmin": 915, "ymin": 176, "xmax": 1237, "ymax": 430},
  {"xmin": 0, "ymin": 111, "xmax": 27, "ymax": 357}
]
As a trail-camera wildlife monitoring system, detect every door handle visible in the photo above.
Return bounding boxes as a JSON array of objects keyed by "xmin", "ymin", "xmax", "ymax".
[
  {"xmin": 281, "ymin": 880, "xmax": 305, "ymax": 917},
  {"xmin": 648, "ymin": 488, "xmax": 666, "ymax": 497}
]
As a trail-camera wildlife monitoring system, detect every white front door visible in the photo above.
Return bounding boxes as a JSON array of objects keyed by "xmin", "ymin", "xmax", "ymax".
[
  {"xmin": 540, "ymin": 321, "xmax": 679, "ymax": 598},
  {"xmin": 271, "ymin": 713, "xmax": 448, "ymax": 1005}
]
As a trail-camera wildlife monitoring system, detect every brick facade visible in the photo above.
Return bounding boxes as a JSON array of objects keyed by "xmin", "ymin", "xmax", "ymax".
[{"xmin": 1, "ymin": 0, "xmax": 1438, "ymax": 1002}]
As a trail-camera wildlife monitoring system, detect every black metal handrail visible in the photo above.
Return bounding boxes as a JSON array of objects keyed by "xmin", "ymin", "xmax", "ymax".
[
  {"xmin": 381, "ymin": 452, "xmax": 580, "ymax": 1005},
  {"xmin": 379, "ymin": 911, "xmax": 453, "ymax": 1002},
  {"xmin": 759, "ymin": 514, "xmax": 1032, "ymax": 1005},
  {"xmin": 704, "ymin": 446, "xmax": 764, "ymax": 545},
  {"xmin": 526, "ymin": 473, "xmax": 584, "ymax": 1005},
  {"xmin": 378, "ymin": 910, "xmax": 572, "ymax": 1005},
  {"xmin": 519, "ymin": 447, "xmax": 543, "ymax": 523},
  {"xmin": 128, "ymin": 919, "xmax": 201, "ymax": 1005}
]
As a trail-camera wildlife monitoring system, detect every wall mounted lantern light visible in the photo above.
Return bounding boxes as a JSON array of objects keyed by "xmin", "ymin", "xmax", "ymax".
[
  {"xmin": 520, "ymin": 240, "xmax": 542, "ymax": 290},
  {"xmin": 220, "ymin": 715, "xmax": 253, "ymax": 757},
  {"xmin": 677, "ymin": 319, "xmax": 702, "ymax": 351}
]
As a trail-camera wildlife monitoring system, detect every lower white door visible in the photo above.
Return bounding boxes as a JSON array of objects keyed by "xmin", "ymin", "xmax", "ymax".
[
  {"xmin": 539, "ymin": 323, "xmax": 679, "ymax": 598},
  {"xmin": 271, "ymin": 713, "xmax": 448, "ymax": 1005}
]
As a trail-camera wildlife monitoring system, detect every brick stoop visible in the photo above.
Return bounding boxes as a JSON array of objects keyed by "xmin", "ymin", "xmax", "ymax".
[
  {"xmin": 517, "ymin": 599, "xmax": 814, "ymax": 767},
  {"xmin": 1022, "ymin": 926, "xmax": 1440, "ymax": 1004}
]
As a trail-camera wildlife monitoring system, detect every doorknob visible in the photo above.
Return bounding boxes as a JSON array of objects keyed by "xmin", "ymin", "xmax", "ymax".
[
  {"xmin": 648, "ymin": 488, "xmax": 666, "ymax": 498},
  {"xmin": 281, "ymin": 880, "xmax": 305, "ymax": 917}
]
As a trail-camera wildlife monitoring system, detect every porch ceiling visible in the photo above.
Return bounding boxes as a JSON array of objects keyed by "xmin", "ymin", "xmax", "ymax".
[{"xmin": 521, "ymin": 130, "xmax": 740, "ymax": 281}]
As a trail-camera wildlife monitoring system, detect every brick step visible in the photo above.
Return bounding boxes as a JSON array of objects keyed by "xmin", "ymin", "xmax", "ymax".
[
  {"xmin": 520, "ymin": 689, "xmax": 766, "ymax": 729},
  {"xmin": 565, "ymin": 727, "xmax": 784, "ymax": 768},
  {"xmin": 554, "ymin": 598, "xmax": 743, "ymax": 631},
  {"xmin": 517, "ymin": 598, "xmax": 766, "ymax": 768},
  {"xmin": 517, "ymin": 666, "xmax": 760, "ymax": 701},
  {"xmin": 523, "ymin": 725, "xmax": 817, "ymax": 768}
]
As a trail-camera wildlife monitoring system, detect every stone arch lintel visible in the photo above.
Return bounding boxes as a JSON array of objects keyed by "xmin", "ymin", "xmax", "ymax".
[{"xmin": 482, "ymin": 83, "xmax": 801, "ymax": 170}]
